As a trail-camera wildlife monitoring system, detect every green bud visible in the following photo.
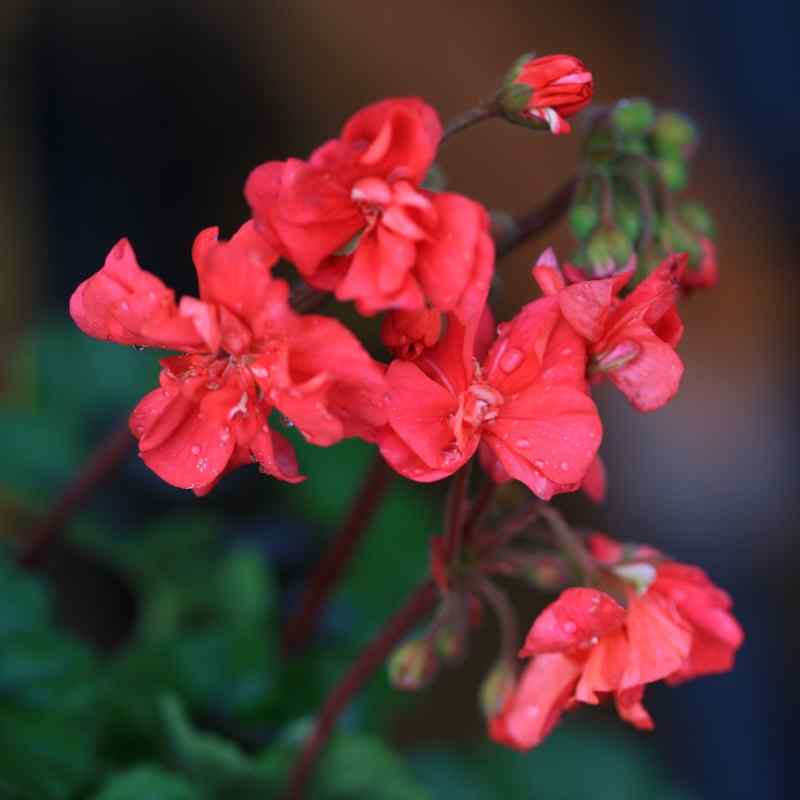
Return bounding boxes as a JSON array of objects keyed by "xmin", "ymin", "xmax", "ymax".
[
  {"xmin": 569, "ymin": 202, "xmax": 599, "ymax": 240},
  {"xmin": 521, "ymin": 554, "xmax": 570, "ymax": 592},
  {"xmin": 583, "ymin": 126, "xmax": 616, "ymax": 165},
  {"xmin": 614, "ymin": 194, "xmax": 643, "ymax": 242},
  {"xmin": 658, "ymin": 158, "xmax": 688, "ymax": 192},
  {"xmin": 611, "ymin": 98, "xmax": 655, "ymax": 136},
  {"xmin": 678, "ymin": 202, "xmax": 714, "ymax": 238},
  {"xmin": 586, "ymin": 225, "xmax": 633, "ymax": 273},
  {"xmin": 480, "ymin": 661, "xmax": 517, "ymax": 719},
  {"xmin": 435, "ymin": 621, "xmax": 469, "ymax": 665},
  {"xmin": 388, "ymin": 639, "xmax": 439, "ymax": 691},
  {"xmin": 660, "ymin": 215, "xmax": 701, "ymax": 264},
  {"xmin": 652, "ymin": 111, "xmax": 698, "ymax": 159}
]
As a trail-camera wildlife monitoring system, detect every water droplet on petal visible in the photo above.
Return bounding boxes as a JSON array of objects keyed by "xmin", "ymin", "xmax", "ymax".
[
  {"xmin": 534, "ymin": 459, "xmax": 545, "ymax": 469},
  {"xmin": 560, "ymin": 461, "xmax": 570, "ymax": 471},
  {"xmin": 525, "ymin": 705, "xmax": 540, "ymax": 718},
  {"xmin": 500, "ymin": 347, "xmax": 524, "ymax": 373},
  {"xmin": 563, "ymin": 620, "xmax": 577, "ymax": 634},
  {"xmin": 190, "ymin": 445, "xmax": 201, "ymax": 455},
  {"xmin": 516, "ymin": 438, "xmax": 531, "ymax": 449}
]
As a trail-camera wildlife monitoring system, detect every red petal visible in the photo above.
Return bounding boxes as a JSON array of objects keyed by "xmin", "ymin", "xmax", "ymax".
[
  {"xmin": 531, "ymin": 248, "xmax": 566, "ymax": 296},
  {"xmin": 575, "ymin": 628, "xmax": 629, "ymax": 703},
  {"xmin": 581, "ymin": 455, "xmax": 607, "ymax": 503},
  {"xmin": 250, "ymin": 427, "xmax": 305, "ymax": 484},
  {"xmin": 492, "ymin": 653, "xmax": 582, "ymax": 750},
  {"xmin": 557, "ymin": 278, "xmax": 616, "ymax": 342},
  {"xmin": 604, "ymin": 324, "xmax": 684, "ymax": 412},
  {"xmin": 614, "ymin": 685, "xmax": 654, "ymax": 730},
  {"xmin": 377, "ymin": 426, "xmax": 461, "ymax": 482},
  {"xmin": 341, "ymin": 97, "xmax": 442, "ymax": 183},
  {"xmin": 521, "ymin": 588, "xmax": 626, "ymax": 656}
]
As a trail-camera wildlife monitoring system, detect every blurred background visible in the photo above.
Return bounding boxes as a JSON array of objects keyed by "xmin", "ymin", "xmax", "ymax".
[{"xmin": 1, "ymin": 1, "xmax": 796, "ymax": 797}]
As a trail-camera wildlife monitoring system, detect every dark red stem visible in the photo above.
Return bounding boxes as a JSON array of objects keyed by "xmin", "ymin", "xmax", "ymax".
[
  {"xmin": 442, "ymin": 463, "xmax": 471, "ymax": 562},
  {"xmin": 18, "ymin": 421, "xmax": 134, "ymax": 568},
  {"xmin": 283, "ymin": 455, "xmax": 393, "ymax": 654},
  {"xmin": 286, "ymin": 581, "xmax": 438, "ymax": 799},
  {"xmin": 495, "ymin": 177, "xmax": 578, "ymax": 259}
]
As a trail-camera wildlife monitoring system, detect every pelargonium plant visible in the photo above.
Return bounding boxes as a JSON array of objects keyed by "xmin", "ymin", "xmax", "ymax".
[{"xmin": 53, "ymin": 51, "xmax": 740, "ymax": 797}]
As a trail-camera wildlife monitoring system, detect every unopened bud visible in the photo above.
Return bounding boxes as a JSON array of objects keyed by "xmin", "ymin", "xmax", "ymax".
[
  {"xmin": 500, "ymin": 53, "xmax": 593, "ymax": 135},
  {"xmin": 614, "ymin": 194, "xmax": 643, "ymax": 242},
  {"xmin": 388, "ymin": 639, "xmax": 439, "ymax": 691},
  {"xmin": 480, "ymin": 661, "xmax": 517, "ymax": 720},
  {"xmin": 586, "ymin": 225, "xmax": 633, "ymax": 276},
  {"xmin": 381, "ymin": 308, "xmax": 442, "ymax": 360},
  {"xmin": 611, "ymin": 98, "xmax": 655, "ymax": 136},
  {"xmin": 569, "ymin": 202, "xmax": 599, "ymax": 240},
  {"xmin": 658, "ymin": 158, "xmax": 688, "ymax": 192},
  {"xmin": 653, "ymin": 111, "xmax": 698, "ymax": 159},
  {"xmin": 435, "ymin": 619, "xmax": 469, "ymax": 665},
  {"xmin": 678, "ymin": 202, "xmax": 714, "ymax": 238},
  {"xmin": 660, "ymin": 216, "xmax": 701, "ymax": 265},
  {"xmin": 522, "ymin": 554, "xmax": 571, "ymax": 592}
]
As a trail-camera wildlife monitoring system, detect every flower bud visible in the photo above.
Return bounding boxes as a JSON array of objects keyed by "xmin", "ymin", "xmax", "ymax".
[
  {"xmin": 381, "ymin": 308, "xmax": 442, "ymax": 360},
  {"xmin": 659, "ymin": 215, "xmax": 701, "ymax": 265},
  {"xmin": 388, "ymin": 638, "xmax": 439, "ymax": 691},
  {"xmin": 501, "ymin": 53, "xmax": 593, "ymax": 135},
  {"xmin": 614, "ymin": 193, "xmax": 643, "ymax": 242},
  {"xmin": 520, "ymin": 553, "xmax": 571, "ymax": 592},
  {"xmin": 586, "ymin": 225, "xmax": 633, "ymax": 276},
  {"xmin": 658, "ymin": 158, "xmax": 688, "ymax": 192},
  {"xmin": 678, "ymin": 202, "xmax": 714, "ymax": 238},
  {"xmin": 480, "ymin": 660, "xmax": 517, "ymax": 720},
  {"xmin": 653, "ymin": 111, "xmax": 698, "ymax": 159},
  {"xmin": 611, "ymin": 98, "xmax": 655, "ymax": 136},
  {"xmin": 569, "ymin": 202, "xmax": 599, "ymax": 240},
  {"xmin": 435, "ymin": 618, "xmax": 470, "ymax": 665}
]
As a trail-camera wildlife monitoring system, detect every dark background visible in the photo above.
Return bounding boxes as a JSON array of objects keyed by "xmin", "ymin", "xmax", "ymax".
[{"xmin": 1, "ymin": 1, "xmax": 797, "ymax": 797}]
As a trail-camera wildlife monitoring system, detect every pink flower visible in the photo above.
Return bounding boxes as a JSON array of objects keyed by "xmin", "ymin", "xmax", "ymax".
[
  {"xmin": 379, "ymin": 296, "xmax": 602, "ymax": 500},
  {"xmin": 533, "ymin": 249, "xmax": 686, "ymax": 412},
  {"xmin": 70, "ymin": 222, "xmax": 387, "ymax": 494},
  {"xmin": 245, "ymin": 98, "xmax": 493, "ymax": 321},
  {"xmin": 489, "ymin": 540, "xmax": 743, "ymax": 750}
]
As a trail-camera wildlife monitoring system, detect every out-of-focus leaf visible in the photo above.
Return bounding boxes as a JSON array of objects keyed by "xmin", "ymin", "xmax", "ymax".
[
  {"xmin": 92, "ymin": 764, "xmax": 198, "ymax": 800},
  {"xmin": 158, "ymin": 693, "xmax": 275, "ymax": 798},
  {"xmin": 257, "ymin": 730, "xmax": 431, "ymax": 800},
  {"xmin": 0, "ymin": 548, "xmax": 99, "ymax": 798},
  {"xmin": 410, "ymin": 719, "xmax": 697, "ymax": 800}
]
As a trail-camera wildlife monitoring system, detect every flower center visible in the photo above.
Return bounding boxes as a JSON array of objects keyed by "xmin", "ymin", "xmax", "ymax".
[{"xmin": 450, "ymin": 373, "xmax": 504, "ymax": 451}]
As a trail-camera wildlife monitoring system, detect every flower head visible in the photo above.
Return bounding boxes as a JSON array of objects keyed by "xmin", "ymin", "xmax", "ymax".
[
  {"xmin": 245, "ymin": 98, "xmax": 493, "ymax": 322},
  {"xmin": 533, "ymin": 248, "xmax": 685, "ymax": 412},
  {"xmin": 70, "ymin": 223, "xmax": 387, "ymax": 494},
  {"xmin": 503, "ymin": 54, "xmax": 593, "ymax": 135},
  {"xmin": 489, "ymin": 538, "xmax": 743, "ymax": 750},
  {"xmin": 379, "ymin": 296, "xmax": 602, "ymax": 500}
]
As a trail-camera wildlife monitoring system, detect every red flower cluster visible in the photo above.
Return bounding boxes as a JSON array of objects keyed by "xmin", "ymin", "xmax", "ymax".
[
  {"xmin": 70, "ymin": 223, "xmax": 386, "ymax": 494},
  {"xmin": 490, "ymin": 534, "xmax": 744, "ymax": 749}
]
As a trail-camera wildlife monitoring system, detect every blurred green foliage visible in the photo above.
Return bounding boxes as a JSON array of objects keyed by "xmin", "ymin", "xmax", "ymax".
[{"xmin": 0, "ymin": 320, "xmax": 694, "ymax": 798}]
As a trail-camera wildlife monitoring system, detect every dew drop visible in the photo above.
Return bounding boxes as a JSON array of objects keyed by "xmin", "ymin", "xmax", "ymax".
[
  {"xmin": 219, "ymin": 427, "xmax": 231, "ymax": 443},
  {"xmin": 190, "ymin": 445, "xmax": 201, "ymax": 455},
  {"xmin": 196, "ymin": 457, "xmax": 209, "ymax": 472},
  {"xmin": 516, "ymin": 438, "xmax": 531, "ymax": 449},
  {"xmin": 525, "ymin": 705, "xmax": 540, "ymax": 718},
  {"xmin": 563, "ymin": 620, "xmax": 577, "ymax": 634},
  {"xmin": 560, "ymin": 461, "xmax": 570, "ymax": 472},
  {"xmin": 500, "ymin": 348, "xmax": 524, "ymax": 373},
  {"xmin": 534, "ymin": 459, "xmax": 545, "ymax": 469}
]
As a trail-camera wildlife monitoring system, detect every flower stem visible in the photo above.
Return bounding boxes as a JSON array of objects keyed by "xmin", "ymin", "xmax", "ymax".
[
  {"xmin": 286, "ymin": 581, "xmax": 438, "ymax": 799},
  {"xmin": 536, "ymin": 502, "xmax": 596, "ymax": 580},
  {"xmin": 442, "ymin": 462, "xmax": 472, "ymax": 563},
  {"xmin": 17, "ymin": 421, "xmax": 133, "ymax": 569},
  {"xmin": 460, "ymin": 478, "xmax": 497, "ymax": 546},
  {"xmin": 473, "ymin": 576, "xmax": 519, "ymax": 662},
  {"xmin": 283, "ymin": 455, "xmax": 393, "ymax": 654},
  {"xmin": 495, "ymin": 177, "xmax": 578, "ymax": 259},
  {"xmin": 441, "ymin": 98, "xmax": 501, "ymax": 144}
]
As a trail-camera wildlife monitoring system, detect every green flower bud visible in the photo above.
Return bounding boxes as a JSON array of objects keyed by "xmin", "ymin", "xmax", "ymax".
[
  {"xmin": 678, "ymin": 202, "xmax": 715, "ymax": 238},
  {"xmin": 652, "ymin": 111, "xmax": 698, "ymax": 159},
  {"xmin": 480, "ymin": 660, "xmax": 517, "ymax": 720},
  {"xmin": 611, "ymin": 98, "xmax": 655, "ymax": 136},
  {"xmin": 614, "ymin": 194, "xmax": 643, "ymax": 242},
  {"xmin": 660, "ymin": 215, "xmax": 701, "ymax": 265},
  {"xmin": 388, "ymin": 639, "xmax": 439, "ymax": 692},
  {"xmin": 569, "ymin": 202, "xmax": 600, "ymax": 240},
  {"xmin": 586, "ymin": 225, "xmax": 633, "ymax": 274},
  {"xmin": 658, "ymin": 158, "xmax": 688, "ymax": 192}
]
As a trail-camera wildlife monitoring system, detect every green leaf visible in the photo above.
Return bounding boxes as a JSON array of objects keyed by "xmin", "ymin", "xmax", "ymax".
[{"xmin": 93, "ymin": 765, "xmax": 198, "ymax": 800}]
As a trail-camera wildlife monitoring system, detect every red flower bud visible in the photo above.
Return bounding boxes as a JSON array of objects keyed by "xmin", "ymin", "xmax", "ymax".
[
  {"xmin": 381, "ymin": 308, "xmax": 442, "ymax": 359},
  {"xmin": 503, "ymin": 54, "xmax": 593, "ymax": 135}
]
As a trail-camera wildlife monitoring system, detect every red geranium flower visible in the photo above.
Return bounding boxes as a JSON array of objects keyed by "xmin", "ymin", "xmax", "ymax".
[
  {"xmin": 533, "ymin": 249, "xmax": 686, "ymax": 412},
  {"xmin": 245, "ymin": 98, "xmax": 493, "ymax": 320},
  {"xmin": 70, "ymin": 222, "xmax": 387, "ymax": 494},
  {"xmin": 508, "ymin": 54, "xmax": 593, "ymax": 135},
  {"xmin": 378, "ymin": 295, "xmax": 602, "ymax": 500},
  {"xmin": 489, "ymin": 539, "xmax": 743, "ymax": 750}
]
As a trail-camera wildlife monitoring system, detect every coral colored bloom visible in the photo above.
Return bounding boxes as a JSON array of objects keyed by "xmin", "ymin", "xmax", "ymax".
[
  {"xmin": 245, "ymin": 98, "xmax": 493, "ymax": 320},
  {"xmin": 509, "ymin": 54, "xmax": 593, "ymax": 135},
  {"xmin": 533, "ymin": 249, "xmax": 686, "ymax": 412},
  {"xmin": 381, "ymin": 307, "xmax": 442, "ymax": 359},
  {"xmin": 70, "ymin": 223, "xmax": 387, "ymax": 494},
  {"xmin": 379, "ymin": 297, "xmax": 602, "ymax": 500},
  {"xmin": 489, "ymin": 545, "xmax": 743, "ymax": 750}
]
